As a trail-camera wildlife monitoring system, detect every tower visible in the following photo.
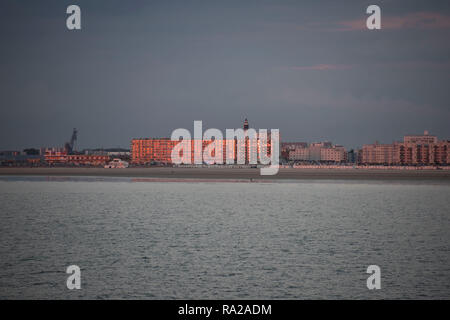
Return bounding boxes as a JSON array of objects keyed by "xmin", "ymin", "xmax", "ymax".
[
  {"xmin": 243, "ymin": 118, "xmax": 249, "ymax": 131},
  {"xmin": 243, "ymin": 118, "xmax": 249, "ymax": 164}
]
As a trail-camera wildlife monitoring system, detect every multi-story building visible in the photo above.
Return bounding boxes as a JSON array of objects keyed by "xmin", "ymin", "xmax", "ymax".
[
  {"xmin": 131, "ymin": 138, "xmax": 178, "ymax": 164},
  {"xmin": 347, "ymin": 149, "xmax": 357, "ymax": 163},
  {"xmin": 307, "ymin": 143, "xmax": 321, "ymax": 161},
  {"xmin": 361, "ymin": 142, "xmax": 398, "ymax": 165},
  {"xmin": 288, "ymin": 142, "xmax": 346, "ymax": 162},
  {"xmin": 362, "ymin": 131, "xmax": 449, "ymax": 165},
  {"xmin": 67, "ymin": 154, "xmax": 110, "ymax": 166},
  {"xmin": 44, "ymin": 148, "xmax": 68, "ymax": 164},
  {"xmin": 320, "ymin": 145, "xmax": 346, "ymax": 162},
  {"xmin": 131, "ymin": 137, "xmax": 240, "ymax": 164},
  {"xmin": 288, "ymin": 147, "xmax": 310, "ymax": 161},
  {"xmin": 403, "ymin": 131, "xmax": 437, "ymax": 144},
  {"xmin": 0, "ymin": 154, "xmax": 42, "ymax": 166},
  {"xmin": 131, "ymin": 119, "xmax": 273, "ymax": 165},
  {"xmin": 281, "ymin": 142, "xmax": 307, "ymax": 160},
  {"xmin": 44, "ymin": 148, "xmax": 109, "ymax": 165}
]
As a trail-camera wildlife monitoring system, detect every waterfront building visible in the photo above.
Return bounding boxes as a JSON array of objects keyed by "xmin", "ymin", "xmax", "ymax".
[
  {"xmin": 44, "ymin": 148, "xmax": 68, "ymax": 164},
  {"xmin": 67, "ymin": 154, "xmax": 110, "ymax": 166},
  {"xmin": 288, "ymin": 147, "xmax": 310, "ymax": 161},
  {"xmin": 0, "ymin": 154, "xmax": 42, "ymax": 166},
  {"xmin": 287, "ymin": 142, "xmax": 346, "ymax": 162},
  {"xmin": 361, "ymin": 142, "xmax": 398, "ymax": 165},
  {"xmin": 44, "ymin": 148, "xmax": 109, "ymax": 165},
  {"xmin": 131, "ymin": 119, "xmax": 273, "ymax": 165},
  {"xmin": 403, "ymin": 131, "xmax": 437, "ymax": 144},
  {"xmin": 347, "ymin": 149, "xmax": 357, "ymax": 163},
  {"xmin": 320, "ymin": 145, "xmax": 346, "ymax": 162},
  {"xmin": 361, "ymin": 131, "xmax": 449, "ymax": 165}
]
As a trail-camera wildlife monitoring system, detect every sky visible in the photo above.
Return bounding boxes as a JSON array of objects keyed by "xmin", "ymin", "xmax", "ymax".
[{"xmin": 1, "ymin": 0, "xmax": 449, "ymax": 150}]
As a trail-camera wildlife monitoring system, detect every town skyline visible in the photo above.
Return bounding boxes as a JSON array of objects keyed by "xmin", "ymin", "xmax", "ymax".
[
  {"xmin": 1, "ymin": 119, "xmax": 448, "ymax": 153},
  {"xmin": 0, "ymin": 118, "xmax": 448, "ymax": 153},
  {"xmin": 2, "ymin": 116, "xmax": 449, "ymax": 168}
]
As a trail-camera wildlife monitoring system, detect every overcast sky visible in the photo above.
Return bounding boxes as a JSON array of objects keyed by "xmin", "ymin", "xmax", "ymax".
[{"xmin": 1, "ymin": 0, "xmax": 449, "ymax": 150}]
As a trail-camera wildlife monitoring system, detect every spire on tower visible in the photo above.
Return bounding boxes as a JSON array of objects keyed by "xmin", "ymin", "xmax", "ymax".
[{"xmin": 243, "ymin": 118, "xmax": 249, "ymax": 131}]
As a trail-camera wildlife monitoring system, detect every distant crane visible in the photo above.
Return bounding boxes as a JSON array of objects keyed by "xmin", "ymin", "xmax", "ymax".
[{"xmin": 64, "ymin": 128, "xmax": 78, "ymax": 154}]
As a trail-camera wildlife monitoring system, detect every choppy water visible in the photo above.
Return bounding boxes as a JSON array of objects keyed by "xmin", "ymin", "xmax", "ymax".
[{"xmin": 0, "ymin": 176, "xmax": 449, "ymax": 299}]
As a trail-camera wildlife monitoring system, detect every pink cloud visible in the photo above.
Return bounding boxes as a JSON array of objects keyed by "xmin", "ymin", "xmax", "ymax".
[
  {"xmin": 339, "ymin": 12, "xmax": 450, "ymax": 31},
  {"xmin": 290, "ymin": 64, "xmax": 352, "ymax": 71}
]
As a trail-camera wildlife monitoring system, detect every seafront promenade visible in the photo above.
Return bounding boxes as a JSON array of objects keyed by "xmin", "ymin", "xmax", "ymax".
[{"xmin": 1, "ymin": 167, "xmax": 450, "ymax": 180}]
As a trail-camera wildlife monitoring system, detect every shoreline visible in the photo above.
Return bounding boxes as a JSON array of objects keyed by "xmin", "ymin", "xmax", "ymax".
[{"xmin": 1, "ymin": 167, "xmax": 450, "ymax": 180}]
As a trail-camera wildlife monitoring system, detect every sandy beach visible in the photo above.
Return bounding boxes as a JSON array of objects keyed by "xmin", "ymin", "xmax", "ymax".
[{"xmin": 1, "ymin": 167, "xmax": 450, "ymax": 180}]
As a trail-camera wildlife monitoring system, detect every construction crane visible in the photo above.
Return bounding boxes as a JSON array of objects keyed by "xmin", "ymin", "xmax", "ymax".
[{"xmin": 64, "ymin": 128, "xmax": 78, "ymax": 154}]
